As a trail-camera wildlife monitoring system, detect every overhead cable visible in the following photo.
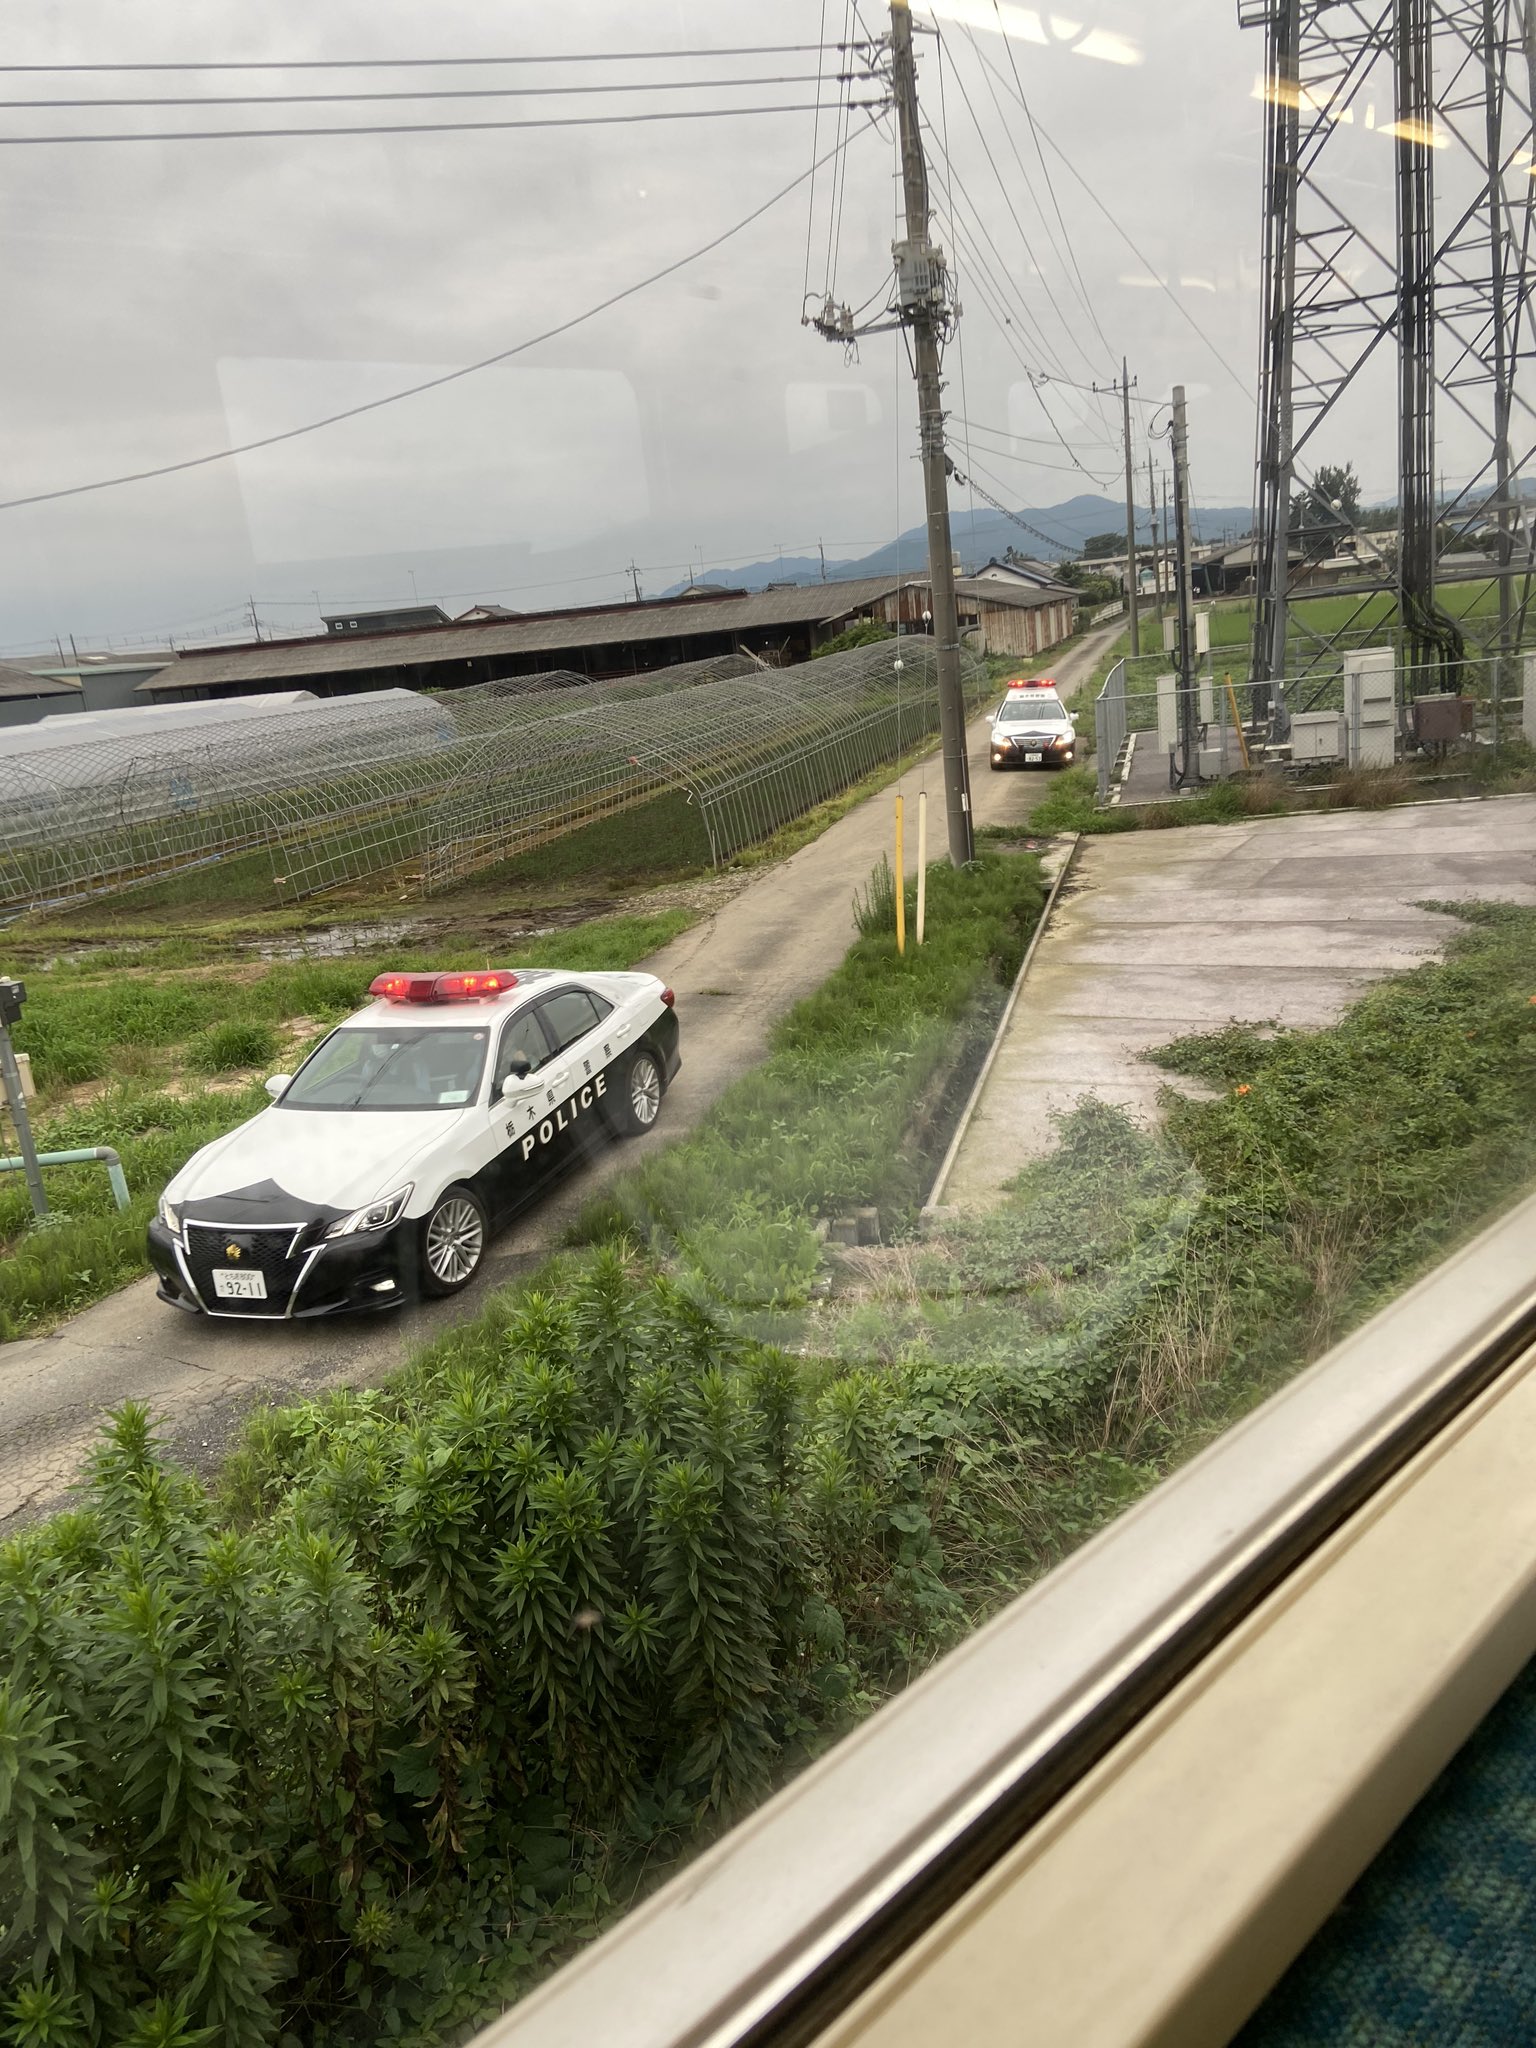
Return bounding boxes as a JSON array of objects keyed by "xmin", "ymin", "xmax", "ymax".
[
  {"xmin": 0, "ymin": 115, "xmax": 880, "ymax": 511},
  {"xmin": 936, "ymin": 49, "xmax": 1106, "ymax": 385},
  {"xmin": 0, "ymin": 73, "xmax": 866, "ymax": 111},
  {"xmin": 982, "ymin": 8, "xmax": 1117, "ymax": 368},
  {"xmin": 0, "ymin": 44, "xmax": 860, "ymax": 73},
  {"xmin": 0, "ymin": 99, "xmax": 885, "ymax": 146}
]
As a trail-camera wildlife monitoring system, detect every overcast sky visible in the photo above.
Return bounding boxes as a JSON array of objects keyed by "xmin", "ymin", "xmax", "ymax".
[{"xmin": 0, "ymin": 0, "xmax": 1429, "ymax": 654}]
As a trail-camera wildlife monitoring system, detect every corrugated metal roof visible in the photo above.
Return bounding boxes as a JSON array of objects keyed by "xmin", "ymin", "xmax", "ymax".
[
  {"xmin": 954, "ymin": 577, "xmax": 1074, "ymax": 610},
  {"xmin": 140, "ymin": 578, "xmax": 915, "ymax": 694},
  {"xmin": 0, "ymin": 662, "xmax": 78, "ymax": 701}
]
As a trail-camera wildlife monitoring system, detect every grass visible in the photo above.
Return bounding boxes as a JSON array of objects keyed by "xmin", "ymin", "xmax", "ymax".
[
  {"xmin": 0, "ymin": 907, "xmax": 697, "ymax": 1340},
  {"xmin": 7, "ymin": 869, "xmax": 1536, "ymax": 2046},
  {"xmin": 570, "ymin": 850, "xmax": 1045, "ymax": 1298},
  {"xmin": 799, "ymin": 896, "xmax": 1536, "ymax": 1551}
]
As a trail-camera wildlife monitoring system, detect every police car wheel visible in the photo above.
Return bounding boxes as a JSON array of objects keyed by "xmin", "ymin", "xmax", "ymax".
[
  {"xmin": 614, "ymin": 1048, "xmax": 664, "ymax": 1136},
  {"xmin": 419, "ymin": 1184, "xmax": 487, "ymax": 1296}
]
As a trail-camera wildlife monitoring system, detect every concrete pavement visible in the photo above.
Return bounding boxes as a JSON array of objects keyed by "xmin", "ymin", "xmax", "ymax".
[
  {"xmin": 937, "ymin": 794, "xmax": 1536, "ymax": 1211},
  {"xmin": 0, "ymin": 620, "xmax": 1125, "ymax": 1525}
]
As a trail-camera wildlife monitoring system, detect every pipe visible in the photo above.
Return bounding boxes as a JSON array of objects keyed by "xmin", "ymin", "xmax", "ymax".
[{"xmin": 0, "ymin": 1146, "xmax": 131, "ymax": 1212}]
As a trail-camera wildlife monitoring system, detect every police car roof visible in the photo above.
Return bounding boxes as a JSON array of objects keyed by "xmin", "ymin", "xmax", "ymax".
[{"xmin": 347, "ymin": 967, "xmax": 565, "ymax": 1029}]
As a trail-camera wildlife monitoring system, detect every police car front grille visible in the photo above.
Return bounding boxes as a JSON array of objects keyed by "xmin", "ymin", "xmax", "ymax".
[{"xmin": 184, "ymin": 1224, "xmax": 305, "ymax": 1315}]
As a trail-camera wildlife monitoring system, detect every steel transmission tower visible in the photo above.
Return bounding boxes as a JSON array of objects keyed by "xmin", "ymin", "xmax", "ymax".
[{"xmin": 1243, "ymin": 0, "xmax": 1536, "ymax": 698}]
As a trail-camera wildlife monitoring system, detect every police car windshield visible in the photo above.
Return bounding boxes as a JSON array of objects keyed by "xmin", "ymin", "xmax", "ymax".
[
  {"xmin": 280, "ymin": 1026, "xmax": 488, "ymax": 1111},
  {"xmin": 998, "ymin": 695, "xmax": 1064, "ymax": 722}
]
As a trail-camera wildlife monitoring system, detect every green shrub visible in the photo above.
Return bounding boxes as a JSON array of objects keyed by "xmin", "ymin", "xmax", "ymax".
[
  {"xmin": 0, "ymin": 1259, "xmax": 1024, "ymax": 2043},
  {"xmin": 185, "ymin": 1020, "xmax": 280, "ymax": 1075}
]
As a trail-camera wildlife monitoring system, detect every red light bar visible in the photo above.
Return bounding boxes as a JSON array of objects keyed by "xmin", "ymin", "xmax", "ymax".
[
  {"xmin": 1007, "ymin": 677, "xmax": 1056, "ymax": 692},
  {"xmin": 369, "ymin": 970, "xmax": 519, "ymax": 1005},
  {"xmin": 436, "ymin": 971, "xmax": 518, "ymax": 1000},
  {"xmin": 660, "ymin": 986, "xmax": 675, "ymax": 1008}
]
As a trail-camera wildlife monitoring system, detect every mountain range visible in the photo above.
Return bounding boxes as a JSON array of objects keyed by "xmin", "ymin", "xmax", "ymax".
[{"xmin": 662, "ymin": 495, "xmax": 1255, "ymax": 597}]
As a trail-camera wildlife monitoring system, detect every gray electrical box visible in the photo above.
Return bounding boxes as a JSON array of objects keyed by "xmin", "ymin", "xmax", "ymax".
[
  {"xmin": 1290, "ymin": 710, "xmax": 1345, "ymax": 763},
  {"xmin": 1344, "ymin": 648, "xmax": 1396, "ymax": 768}
]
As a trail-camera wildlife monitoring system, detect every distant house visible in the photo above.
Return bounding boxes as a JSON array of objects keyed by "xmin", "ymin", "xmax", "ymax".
[
  {"xmin": 970, "ymin": 556, "xmax": 1073, "ymax": 595},
  {"xmin": 323, "ymin": 604, "xmax": 452, "ymax": 636},
  {"xmin": 0, "ymin": 661, "xmax": 81, "ymax": 729},
  {"xmin": 952, "ymin": 578, "xmax": 1078, "ymax": 660},
  {"xmin": 456, "ymin": 603, "xmax": 523, "ymax": 623}
]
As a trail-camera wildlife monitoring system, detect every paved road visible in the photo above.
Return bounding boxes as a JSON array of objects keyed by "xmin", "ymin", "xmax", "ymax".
[
  {"xmin": 0, "ymin": 623, "xmax": 1123, "ymax": 1525},
  {"xmin": 937, "ymin": 794, "xmax": 1536, "ymax": 1210}
]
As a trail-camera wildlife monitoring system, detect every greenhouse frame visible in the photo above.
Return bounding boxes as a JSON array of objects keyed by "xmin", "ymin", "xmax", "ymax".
[{"xmin": 0, "ymin": 640, "xmax": 988, "ymax": 914}]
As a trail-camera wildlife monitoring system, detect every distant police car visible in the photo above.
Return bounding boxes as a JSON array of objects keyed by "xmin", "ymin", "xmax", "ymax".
[
  {"xmin": 148, "ymin": 967, "xmax": 679, "ymax": 1320},
  {"xmin": 989, "ymin": 678, "xmax": 1077, "ymax": 770}
]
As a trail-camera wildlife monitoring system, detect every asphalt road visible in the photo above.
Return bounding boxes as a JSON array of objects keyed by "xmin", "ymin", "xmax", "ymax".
[{"xmin": 0, "ymin": 625, "xmax": 1121, "ymax": 1527}]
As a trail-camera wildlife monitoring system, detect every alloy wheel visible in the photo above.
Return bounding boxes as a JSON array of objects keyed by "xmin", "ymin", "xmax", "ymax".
[
  {"xmin": 425, "ymin": 1196, "xmax": 484, "ymax": 1285},
  {"xmin": 630, "ymin": 1053, "xmax": 662, "ymax": 1127}
]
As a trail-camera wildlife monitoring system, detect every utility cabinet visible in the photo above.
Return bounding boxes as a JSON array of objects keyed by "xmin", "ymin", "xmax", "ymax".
[
  {"xmin": 1290, "ymin": 710, "xmax": 1345, "ymax": 763},
  {"xmin": 1344, "ymin": 648, "xmax": 1396, "ymax": 769}
]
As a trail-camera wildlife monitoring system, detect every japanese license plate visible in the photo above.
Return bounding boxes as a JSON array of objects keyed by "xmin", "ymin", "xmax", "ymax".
[
  {"xmin": 212, "ymin": 1269, "xmax": 267, "ymax": 1300},
  {"xmin": 1024, "ymin": 750, "xmax": 1044, "ymax": 762}
]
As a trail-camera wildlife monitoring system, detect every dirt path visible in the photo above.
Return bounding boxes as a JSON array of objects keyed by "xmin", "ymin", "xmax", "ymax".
[{"xmin": 0, "ymin": 622, "xmax": 1126, "ymax": 1527}]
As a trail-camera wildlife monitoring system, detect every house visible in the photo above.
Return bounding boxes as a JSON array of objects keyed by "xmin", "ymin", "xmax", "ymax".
[
  {"xmin": 0, "ymin": 662, "xmax": 81, "ymax": 729},
  {"xmin": 969, "ymin": 556, "xmax": 1074, "ymax": 595},
  {"xmin": 322, "ymin": 604, "xmax": 452, "ymax": 636},
  {"xmin": 953, "ymin": 579, "xmax": 1078, "ymax": 659}
]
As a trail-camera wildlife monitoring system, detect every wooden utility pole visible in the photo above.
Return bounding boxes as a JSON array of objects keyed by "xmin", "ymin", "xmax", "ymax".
[
  {"xmin": 1147, "ymin": 450, "xmax": 1163, "ymax": 621},
  {"xmin": 1096, "ymin": 360, "xmax": 1140, "ymax": 655},
  {"xmin": 888, "ymin": 0, "xmax": 973, "ymax": 866},
  {"xmin": 1171, "ymin": 385, "xmax": 1199, "ymax": 786}
]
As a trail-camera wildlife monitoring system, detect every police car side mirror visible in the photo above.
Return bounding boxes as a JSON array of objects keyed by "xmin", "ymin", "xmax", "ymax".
[
  {"xmin": 500, "ymin": 1056, "xmax": 532, "ymax": 1098},
  {"xmin": 264, "ymin": 1074, "xmax": 292, "ymax": 1101}
]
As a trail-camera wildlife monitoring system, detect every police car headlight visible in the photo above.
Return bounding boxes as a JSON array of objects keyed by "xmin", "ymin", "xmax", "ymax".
[
  {"xmin": 158, "ymin": 1195, "xmax": 181, "ymax": 1238},
  {"xmin": 325, "ymin": 1184, "xmax": 413, "ymax": 1238}
]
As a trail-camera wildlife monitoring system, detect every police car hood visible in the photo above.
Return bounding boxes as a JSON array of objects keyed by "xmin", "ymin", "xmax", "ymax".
[{"xmin": 170, "ymin": 1104, "xmax": 461, "ymax": 1220}]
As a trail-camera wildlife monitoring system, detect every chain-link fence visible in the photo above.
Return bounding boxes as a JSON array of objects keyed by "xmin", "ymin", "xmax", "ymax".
[{"xmin": 1096, "ymin": 644, "xmax": 1534, "ymax": 802}]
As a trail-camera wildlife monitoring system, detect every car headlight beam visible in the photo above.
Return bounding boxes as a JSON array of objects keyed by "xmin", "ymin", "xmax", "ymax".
[{"xmin": 324, "ymin": 1184, "xmax": 414, "ymax": 1239}]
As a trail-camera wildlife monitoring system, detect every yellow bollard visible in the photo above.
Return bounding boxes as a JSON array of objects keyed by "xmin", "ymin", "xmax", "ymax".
[
  {"xmin": 916, "ymin": 789, "xmax": 928, "ymax": 946},
  {"xmin": 1225, "ymin": 671, "xmax": 1252, "ymax": 770},
  {"xmin": 894, "ymin": 795, "xmax": 906, "ymax": 955}
]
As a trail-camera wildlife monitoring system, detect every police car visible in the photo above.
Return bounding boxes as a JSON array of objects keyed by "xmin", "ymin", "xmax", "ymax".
[
  {"xmin": 988, "ymin": 678, "xmax": 1077, "ymax": 770},
  {"xmin": 147, "ymin": 967, "xmax": 680, "ymax": 1320}
]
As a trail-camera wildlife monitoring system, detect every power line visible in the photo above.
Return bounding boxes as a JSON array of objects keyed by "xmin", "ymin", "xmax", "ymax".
[
  {"xmin": 0, "ymin": 44, "xmax": 860, "ymax": 74},
  {"xmin": 966, "ymin": 37, "xmax": 1253, "ymax": 402},
  {"xmin": 0, "ymin": 98, "xmax": 884, "ymax": 147},
  {"xmin": 0, "ymin": 72, "xmax": 865, "ymax": 111},
  {"xmin": 942, "ymin": 449, "xmax": 1082, "ymax": 554},
  {"xmin": 0, "ymin": 115, "xmax": 880, "ymax": 512},
  {"xmin": 951, "ymin": 412, "xmax": 1118, "ymax": 453},
  {"xmin": 935, "ymin": 44, "xmax": 1106, "ymax": 385},
  {"xmin": 979, "ymin": 10, "xmax": 1116, "ymax": 368}
]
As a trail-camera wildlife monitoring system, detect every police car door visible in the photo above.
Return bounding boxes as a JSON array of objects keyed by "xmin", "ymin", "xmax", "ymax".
[
  {"xmin": 513, "ymin": 985, "xmax": 617, "ymax": 1186},
  {"xmin": 488, "ymin": 1001, "xmax": 560, "ymax": 1217}
]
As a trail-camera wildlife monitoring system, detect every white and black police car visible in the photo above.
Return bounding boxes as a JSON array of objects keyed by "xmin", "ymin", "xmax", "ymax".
[
  {"xmin": 148, "ymin": 967, "xmax": 679, "ymax": 1319},
  {"xmin": 988, "ymin": 677, "xmax": 1078, "ymax": 770}
]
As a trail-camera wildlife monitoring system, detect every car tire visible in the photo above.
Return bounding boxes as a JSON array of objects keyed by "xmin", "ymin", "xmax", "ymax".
[
  {"xmin": 419, "ymin": 1183, "xmax": 488, "ymax": 1297},
  {"xmin": 611, "ymin": 1045, "xmax": 665, "ymax": 1137}
]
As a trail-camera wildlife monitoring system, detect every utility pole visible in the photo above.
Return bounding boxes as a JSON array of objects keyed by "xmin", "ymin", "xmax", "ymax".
[
  {"xmin": 887, "ymin": 0, "xmax": 973, "ymax": 865},
  {"xmin": 805, "ymin": 0, "xmax": 972, "ymax": 863},
  {"xmin": 1171, "ymin": 385, "xmax": 1199, "ymax": 788},
  {"xmin": 1095, "ymin": 359, "xmax": 1140, "ymax": 655},
  {"xmin": 628, "ymin": 562, "xmax": 643, "ymax": 604},
  {"xmin": 1147, "ymin": 452, "xmax": 1163, "ymax": 621},
  {"xmin": 248, "ymin": 596, "xmax": 262, "ymax": 642},
  {"xmin": 819, "ymin": 539, "xmax": 828, "ymax": 583}
]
